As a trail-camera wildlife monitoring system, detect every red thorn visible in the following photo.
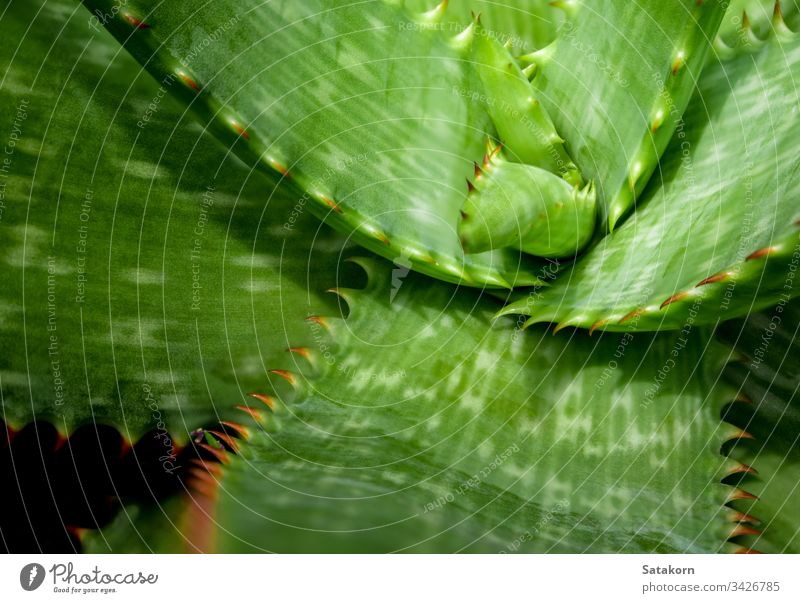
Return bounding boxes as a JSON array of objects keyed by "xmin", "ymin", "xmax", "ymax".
[
  {"xmin": 467, "ymin": 179, "xmax": 476, "ymax": 193},
  {"xmin": 697, "ymin": 271, "xmax": 733, "ymax": 286},
  {"xmin": 589, "ymin": 319, "xmax": 608, "ymax": 335},
  {"xmin": 177, "ymin": 71, "xmax": 201, "ymax": 92},
  {"xmin": 2, "ymin": 423, "xmax": 17, "ymax": 446},
  {"xmin": 270, "ymin": 160, "xmax": 291, "ymax": 179},
  {"xmin": 728, "ymin": 429, "xmax": 755, "ymax": 441},
  {"xmin": 726, "ymin": 463, "xmax": 758, "ymax": 477},
  {"xmin": 460, "ymin": 210, "xmax": 469, "ymax": 220},
  {"xmin": 248, "ymin": 392, "xmax": 275, "ymax": 410},
  {"xmin": 270, "ymin": 369, "xmax": 297, "ymax": 385},
  {"xmin": 735, "ymin": 393, "xmax": 753, "ymax": 405},
  {"xmin": 188, "ymin": 467, "xmax": 216, "ymax": 484},
  {"xmin": 774, "ymin": 0, "xmax": 783, "ymax": 20},
  {"xmin": 552, "ymin": 322, "xmax": 570, "ymax": 335},
  {"xmin": 287, "ymin": 347, "xmax": 311, "ymax": 360},
  {"xmin": 68, "ymin": 526, "xmax": 86, "ymax": 540},
  {"xmin": 730, "ymin": 524, "xmax": 762, "ymax": 538},
  {"xmin": 190, "ymin": 458, "xmax": 223, "ymax": 476},
  {"xmin": 619, "ymin": 308, "xmax": 644, "ymax": 324},
  {"xmin": 733, "ymin": 547, "xmax": 762, "ymax": 554},
  {"xmin": 660, "ymin": 291, "xmax": 689, "ymax": 309},
  {"xmin": 198, "ymin": 443, "xmax": 230, "ymax": 463},
  {"xmin": 123, "ymin": 14, "xmax": 150, "ymax": 29},
  {"xmin": 53, "ymin": 431, "xmax": 69, "ymax": 452},
  {"xmin": 306, "ymin": 315, "xmax": 329, "ymax": 330},
  {"xmin": 235, "ymin": 405, "xmax": 264, "ymax": 420},
  {"xmin": 220, "ymin": 420, "xmax": 250, "ymax": 439},
  {"xmin": 319, "ymin": 195, "xmax": 342, "ymax": 214},
  {"xmin": 473, "ymin": 162, "xmax": 483, "ymax": 180},
  {"xmin": 376, "ymin": 232, "xmax": 391, "ymax": 246},
  {"xmin": 118, "ymin": 436, "xmax": 132, "ymax": 459},
  {"xmin": 230, "ymin": 121, "xmax": 250, "ymax": 140},
  {"xmin": 188, "ymin": 469, "xmax": 216, "ymax": 486},
  {"xmin": 188, "ymin": 477, "xmax": 218, "ymax": 499},
  {"xmin": 671, "ymin": 55, "xmax": 685, "ymax": 76},
  {"xmin": 208, "ymin": 430, "xmax": 239, "ymax": 451},
  {"xmin": 727, "ymin": 488, "xmax": 758, "ymax": 502},
  {"xmin": 746, "ymin": 246, "xmax": 777, "ymax": 261}
]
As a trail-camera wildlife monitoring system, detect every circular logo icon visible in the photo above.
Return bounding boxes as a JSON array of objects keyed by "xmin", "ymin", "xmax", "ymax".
[{"xmin": 20, "ymin": 563, "xmax": 45, "ymax": 591}]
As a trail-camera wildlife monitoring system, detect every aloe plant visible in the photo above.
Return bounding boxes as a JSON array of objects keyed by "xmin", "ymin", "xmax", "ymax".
[
  {"xmin": 1, "ymin": 0, "xmax": 798, "ymax": 554},
  {"xmin": 502, "ymin": 9, "xmax": 800, "ymax": 332}
]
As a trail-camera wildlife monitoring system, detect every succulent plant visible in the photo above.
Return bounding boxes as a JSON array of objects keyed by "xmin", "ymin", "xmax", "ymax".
[{"xmin": 0, "ymin": 0, "xmax": 798, "ymax": 554}]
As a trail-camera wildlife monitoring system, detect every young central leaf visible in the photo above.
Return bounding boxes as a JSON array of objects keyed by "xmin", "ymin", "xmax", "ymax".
[
  {"xmin": 459, "ymin": 146, "xmax": 596, "ymax": 257},
  {"xmin": 469, "ymin": 19, "xmax": 582, "ymax": 186}
]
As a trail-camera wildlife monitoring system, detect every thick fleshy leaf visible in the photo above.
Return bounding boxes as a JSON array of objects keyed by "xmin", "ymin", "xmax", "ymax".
[
  {"xmin": 89, "ymin": 257, "xmax": 738, "ymax": 552},
  {"xmin": 502, "ymin": 25, "xmax": 800, "ymax": 333},
  {"xmin": 401, "ymin": 0, "xmax": 565, "ymax": 53},
  {"xmin": 82, "ymin": 0, "xmax": 554, "ymax": 289},
  {"xmin": 530, "ymin": 0, "xmax": 726, "ymax": 229},
  {"xmin": 0, "ymin": 0, "xmax": 351, "ymax": 440}
]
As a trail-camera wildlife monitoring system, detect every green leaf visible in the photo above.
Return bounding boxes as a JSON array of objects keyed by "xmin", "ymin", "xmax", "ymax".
[
  {"xmin": 717, "ymin": 0, "xmax": 800, "ymax": 50},
  {"xmin": 82, "ymin": 0, "xmax": 554, "ymax": 289},
  {"xmin": 530, "ymin": 0, "xmax": 726, "ymax": 229},
  {"xmin": 502, "ymin": 27, "xmax": 800, "ymax": 333},
  {"xmin": 0, "ymin": 0, "xmax": 352, "ymax": 440},
  {"xmin": 459, "ymin": 148, "xmax": 596, "ymax": 257}
]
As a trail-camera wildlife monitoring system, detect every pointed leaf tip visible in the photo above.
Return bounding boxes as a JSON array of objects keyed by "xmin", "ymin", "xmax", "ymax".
[
  {"xmin": 248, "ymin": 392, "xmax": 276, "ymax": 409},
  {"xmin": 589, "ymin": 319, "xmax": 608, "ymax": 335}
]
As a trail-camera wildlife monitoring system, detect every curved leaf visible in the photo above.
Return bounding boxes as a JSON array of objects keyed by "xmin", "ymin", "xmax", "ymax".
[
  {"xmin": 503, "ymin": 26, "xmax": 800, "ymax": 333},
  {"xmin": 530, "ymin": 0, "xmax": 726, "ymax": 229},
  {"xmin": 83, "ymin": 0, "xmax": 554, "ymax": 288},
  {"xmin": 0, "ymin": 0, "xmax": 350, "ymax": 440}
]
